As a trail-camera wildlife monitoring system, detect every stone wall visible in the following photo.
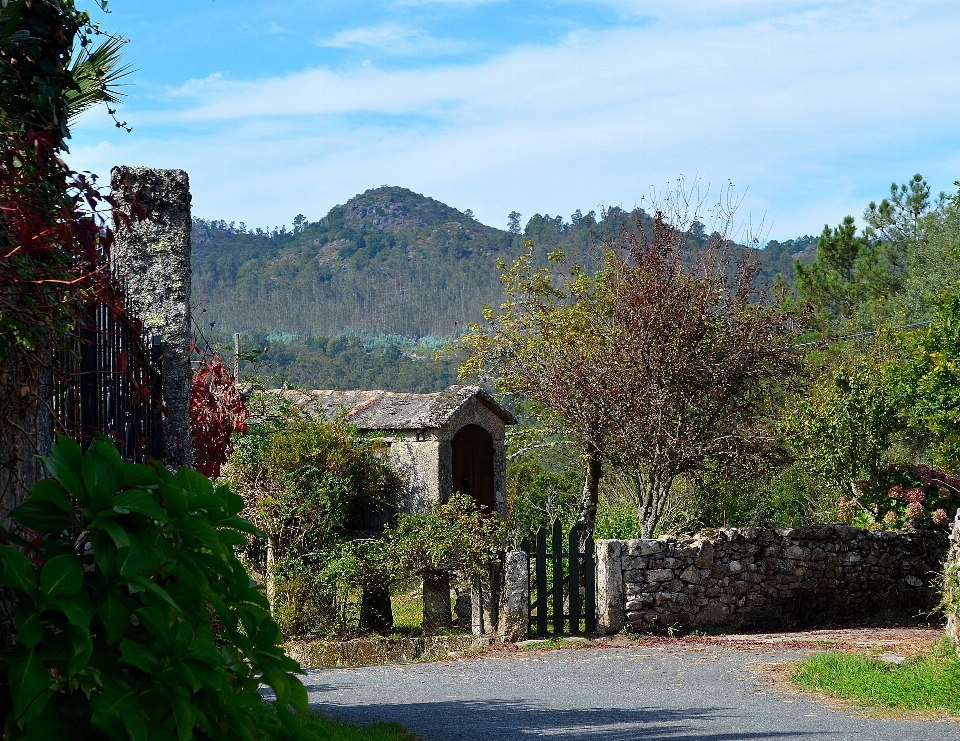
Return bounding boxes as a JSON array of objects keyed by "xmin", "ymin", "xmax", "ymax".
[{"xmin": 596, "ymin": 525, "xmax": 948, "ymax": 633}]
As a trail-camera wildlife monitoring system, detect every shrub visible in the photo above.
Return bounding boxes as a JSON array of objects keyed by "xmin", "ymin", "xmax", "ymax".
[
  {"xmin": 224, "ymin": 393, "xmax": 400, "ymax": 638},
  {"xmin": 0, "ymin": 434, "xmax": 320, "ymax": 740},
  {"xmin": 383, "ymin": 492, "xmax": 503, "ymax": 578}
]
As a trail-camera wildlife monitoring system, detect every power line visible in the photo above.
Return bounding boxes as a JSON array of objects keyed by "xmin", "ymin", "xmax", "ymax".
[{"xmin": 793, "ymin": 321, "xmax": 932, "ymax": 350}]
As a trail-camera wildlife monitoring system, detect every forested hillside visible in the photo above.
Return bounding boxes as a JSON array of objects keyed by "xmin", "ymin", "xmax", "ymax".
[
  {"xmin": 191, "ymin": 186, "xmax": 815, "ymax": 391},
  {"xmin": 192, "ymin": 186, "xmax": 814, "ymax": 339}
]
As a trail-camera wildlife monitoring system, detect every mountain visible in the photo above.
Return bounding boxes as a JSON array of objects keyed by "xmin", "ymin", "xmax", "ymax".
[
  {"xmin": 191, "ymin": 186, "xmax": 816, "ymax": 341},
  {"xmin": 192, "ymin": 187, "xmax": 522, "ymax": 339}
]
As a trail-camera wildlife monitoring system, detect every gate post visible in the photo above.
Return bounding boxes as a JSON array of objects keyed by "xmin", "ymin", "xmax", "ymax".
[
  {"xmin": 596, "ymin": 539, "xmax": 624, "ymax": 634},
  {"xmin": 500, "ymin": 550, "xmax": 529, "ymax": 642},
  {"xmin": 422, "ymin": 570, "xmax": 453, "ymax": 632},
  {"xmin": 471, "ymin": 558, "xmax": 501, "ymax": 636},
  {"xmin": 111, "ymin": 166, "xmax": 193, "ymax": 469}
]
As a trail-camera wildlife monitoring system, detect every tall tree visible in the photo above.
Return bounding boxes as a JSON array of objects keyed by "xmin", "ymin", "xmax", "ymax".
[
  {"xmin": 793, "ymin": 216, "xmax": 894, "ymax": 332},
  {"xmin": 463, "ymin": 202, "xmax": 799, "ymax": 537}
]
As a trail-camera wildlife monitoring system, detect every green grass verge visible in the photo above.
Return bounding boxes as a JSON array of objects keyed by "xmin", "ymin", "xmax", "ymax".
[
  {"xmin": 519, "ymin": 637, "xmax": 593, "ymax": 651},
  {"xmin": 312, "ymin": 713, "xmax": 416, "ymax": 741},
  {"xmin": 277, "ymin": 708, "xmax": 416, "ymax": 740},
  {"xmin": 791, "ymin": 639, "xmax": 960, "ymax": 716}
]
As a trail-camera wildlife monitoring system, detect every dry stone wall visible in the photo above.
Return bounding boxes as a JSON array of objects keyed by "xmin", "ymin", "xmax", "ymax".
[{"xmin": 596, "ymin": 525, "xmax": 948, "ymax": 633}]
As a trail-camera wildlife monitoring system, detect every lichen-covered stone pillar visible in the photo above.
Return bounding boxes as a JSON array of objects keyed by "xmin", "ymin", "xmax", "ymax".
[
  {"xmin": 595, "ymin": 539, "xmax": 624, "ymax": 634},
  {"xmin": 471, "ymin": 559, "xmax": 501, "ymax": 636},
  {"xmin": 110, "ymin": 167, "xmax": 193, "ymax": 469},
  {"xmin": 946, "ymin": 509, "xmax": 960, "ymax": 655},
  {"xmin": 499, "ymin": 550, "xmax": 529, "ymax": 642}
]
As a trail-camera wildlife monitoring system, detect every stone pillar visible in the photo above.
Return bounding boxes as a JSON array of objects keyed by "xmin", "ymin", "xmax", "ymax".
[
  {"xmin": 499, "ymin": 550, "xmax": 529, "ymax": 642},
  {"xmin": 359, "ymin": 579, "xmax": 394, "ymax": 634},
  {"xmin": 110, "ymin": 167, "xmax": 193, "ymax": 469},
  {"xmin": 471, "ymin": 559, "xmax": 501, "ymax": 636},
  {"xmin": 422, "ymin": 570, "xmax": 453, "ymax": 632},
  {"xmin": 946, "ymin": 509, "xmax": 960, "ymax": 655},
  {"xmin": 596, "ymin": 539, "xmax": 624, "ymax": 634}
]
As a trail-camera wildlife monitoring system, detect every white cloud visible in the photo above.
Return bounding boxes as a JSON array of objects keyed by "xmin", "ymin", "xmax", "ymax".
[
  {"xmin": 318, "ymin": 23, "xmax": 468, "ymax": 55},
  {"xmin": 69, "ymin": 0, "xmax": 960, "ymax": 239}
]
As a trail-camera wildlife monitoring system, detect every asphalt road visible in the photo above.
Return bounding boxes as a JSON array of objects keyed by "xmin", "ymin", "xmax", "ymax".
[{"xmin": 304, "ymin": 644, "xmax": 957, "ymax": 741}]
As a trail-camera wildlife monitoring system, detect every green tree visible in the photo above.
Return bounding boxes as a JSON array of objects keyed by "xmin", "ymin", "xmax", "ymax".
[
  {"xmin": 463, "ymin": 205, "xmax": 799, "ymax": 538},
  {"xmin": 65, "ymin": 34, "xmax": 133, "ymax": 127},
  {"xmin": 794, "ymin": 216, "xmax": 896, "ymax": 332},
  {"xmin": 896, "ymin": 182, "xmax": 960, "ymax": 322},
  {"xmin": 899, "ymin": 289, "xmax": 960, "ymax": 474},
  {"xmin": 780, "ymin": 343, "xmax": 905, "ymax": 523},
  {"xmin": 864, "ymin": 173, "xmax": 938, "ymax": 256}
]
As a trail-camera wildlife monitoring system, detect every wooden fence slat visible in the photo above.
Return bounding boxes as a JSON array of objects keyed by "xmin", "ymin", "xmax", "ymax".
[
  {"xmin": 568, "ymin": 525, "xmax": 580, "ymax": 634},
  {"xmin": 584, "ymin": 534, "xmax": 596, "ymax": 633},
  {"xmin": 551, "ymin": 518, "xmax": 564, "ymax": 636},
  {"xmin": 535, "ymin": 526, "xmax": 547, "ymax": 637}
]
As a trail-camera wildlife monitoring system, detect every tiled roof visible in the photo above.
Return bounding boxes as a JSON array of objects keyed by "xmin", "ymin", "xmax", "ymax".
[{"xmin": 280, "ymin": 385, "xmax": 515, "ymax": 430}]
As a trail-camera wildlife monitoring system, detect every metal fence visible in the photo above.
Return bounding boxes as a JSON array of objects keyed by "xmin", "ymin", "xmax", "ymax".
[
  {"xmin": 521, "ymin": 519, "xmax": 596, "ymax": 636},
  {"xmin": 52, "ymin": 303, "xmax": 164, "ymax": 464}
]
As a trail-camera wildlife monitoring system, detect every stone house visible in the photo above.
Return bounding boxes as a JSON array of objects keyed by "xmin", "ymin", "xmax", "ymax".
[{"xmin": 282, "ymin": 385, "xmax": 515, "ymax": 526}]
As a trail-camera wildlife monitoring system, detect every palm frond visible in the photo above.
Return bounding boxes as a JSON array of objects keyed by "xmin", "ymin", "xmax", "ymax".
[{"xmin": 66, "ymin": 36, "xmax": 135, "ymax": 123}]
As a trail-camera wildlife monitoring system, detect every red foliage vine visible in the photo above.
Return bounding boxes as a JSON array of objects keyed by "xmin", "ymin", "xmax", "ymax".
[
  {"xmin": 0, "ymin": 128, "xmax": 132, "ymax": 355},
  {"xmin": 190, "ymin": 342, "xmax": 249, "ymax": 478}
]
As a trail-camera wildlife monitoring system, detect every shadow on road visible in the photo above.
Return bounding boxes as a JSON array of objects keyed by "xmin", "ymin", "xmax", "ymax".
[{"xmin": 304, "ymin": 685, "xmax": 827, "ymax": 741}]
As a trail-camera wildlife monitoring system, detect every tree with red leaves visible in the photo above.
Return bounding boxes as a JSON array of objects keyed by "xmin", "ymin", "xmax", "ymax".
[
  {"xmin": 190, "ymin": 344, "xmax": 249, "ymax": 479},
  {"xmin": 463, "ymin": 192, "xmax": 800, "ymax": 538}
]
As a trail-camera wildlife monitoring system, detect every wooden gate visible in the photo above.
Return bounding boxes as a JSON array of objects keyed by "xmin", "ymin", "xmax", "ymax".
[{"xmin": 520, "ymin": 519, "xmax": 596, "ymax": 637}]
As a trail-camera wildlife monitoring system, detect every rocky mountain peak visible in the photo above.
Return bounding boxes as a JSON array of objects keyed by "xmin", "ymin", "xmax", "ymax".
[{"xmin": 335, "ymin": 186, "xmax": 485, "ymax": 232}]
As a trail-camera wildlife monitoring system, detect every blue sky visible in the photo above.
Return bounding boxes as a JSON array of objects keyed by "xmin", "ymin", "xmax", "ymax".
[{"xmin": 67, "ymin": 1, "xmax": 960, "ymax": 240}]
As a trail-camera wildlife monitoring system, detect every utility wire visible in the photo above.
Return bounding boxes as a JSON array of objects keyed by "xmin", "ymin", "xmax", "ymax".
[{"xmin": 793, "ymin": 321, "xmax": 932, "ymax": 350}]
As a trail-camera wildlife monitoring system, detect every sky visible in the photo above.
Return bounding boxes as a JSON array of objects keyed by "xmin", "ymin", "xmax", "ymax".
[{"xmin": 67, "ymin": 0, "xmax": 960, "ymax": 241}]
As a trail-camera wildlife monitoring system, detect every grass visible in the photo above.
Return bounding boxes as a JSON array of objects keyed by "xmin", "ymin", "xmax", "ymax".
[
  {"xmin": 311, "ymin": 712, "xmax": 417, "ymax": 740},
  {"xmin": 519, "ymin": 636, "xmax": 593, "ymax": 651},
  {"xmin": 389, "ymin": 587, "xmax": 424, "ymax": 636},
  {"xmin": 791, "ymin": 639, "xmax": 960, "ymax": 717}
]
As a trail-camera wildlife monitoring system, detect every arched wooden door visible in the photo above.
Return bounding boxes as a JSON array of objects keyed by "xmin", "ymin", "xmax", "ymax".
[{"xmin": 450, "ymin": 424, "xmax": 495, "ymax": 513}]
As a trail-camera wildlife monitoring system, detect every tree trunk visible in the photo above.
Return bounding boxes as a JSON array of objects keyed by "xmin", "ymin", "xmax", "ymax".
[
  {"xmin": 0, "ymin": 346, "xmax": 50, "ymax": 525},
  {"xmin": 265, "ymin": 534, "xmax": 277, "ymax": 612},
  {"xmin": 637, "ymin": 475, "xmax": 673, "ymax": 539},
  {"xmin": 0, "ymin": 346, "xmax": 51, "ymax": 719},
  {"xmin": 575, "ymin": 443, "xmax": 603, "ymax": 545}
]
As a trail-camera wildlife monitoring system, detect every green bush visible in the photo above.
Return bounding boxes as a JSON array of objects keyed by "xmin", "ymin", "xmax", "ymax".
[
  {"xmin": 224, "ymin": 394, "xmax": 400, "ymax": 639},
  {"xmin": 0, "ymin": 435, "xmax": 321, "ymax": 740},
  {"xmin": 383, "ymin": 492, "xmax": 503, "ymax": 577}
]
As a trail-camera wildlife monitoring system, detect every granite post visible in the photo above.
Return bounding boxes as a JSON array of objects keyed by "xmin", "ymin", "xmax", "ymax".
[
  {"xmin": 595, "ymin": 539, "xmax": 624, "ymax": 634},
  {"xmin": 110, "ymin": 167, "xmax": 193, "ymax": 469},
  {"xmin": 499, "ymin": 550, "xmax": 529, "ymax": 642},
  {"xmin": 471, "ymin": 559, "xmax": 501, "ymax": 636},
  {"xmin": 422, "ymin": 570, "xmax": 453, "ymax": 632}
]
